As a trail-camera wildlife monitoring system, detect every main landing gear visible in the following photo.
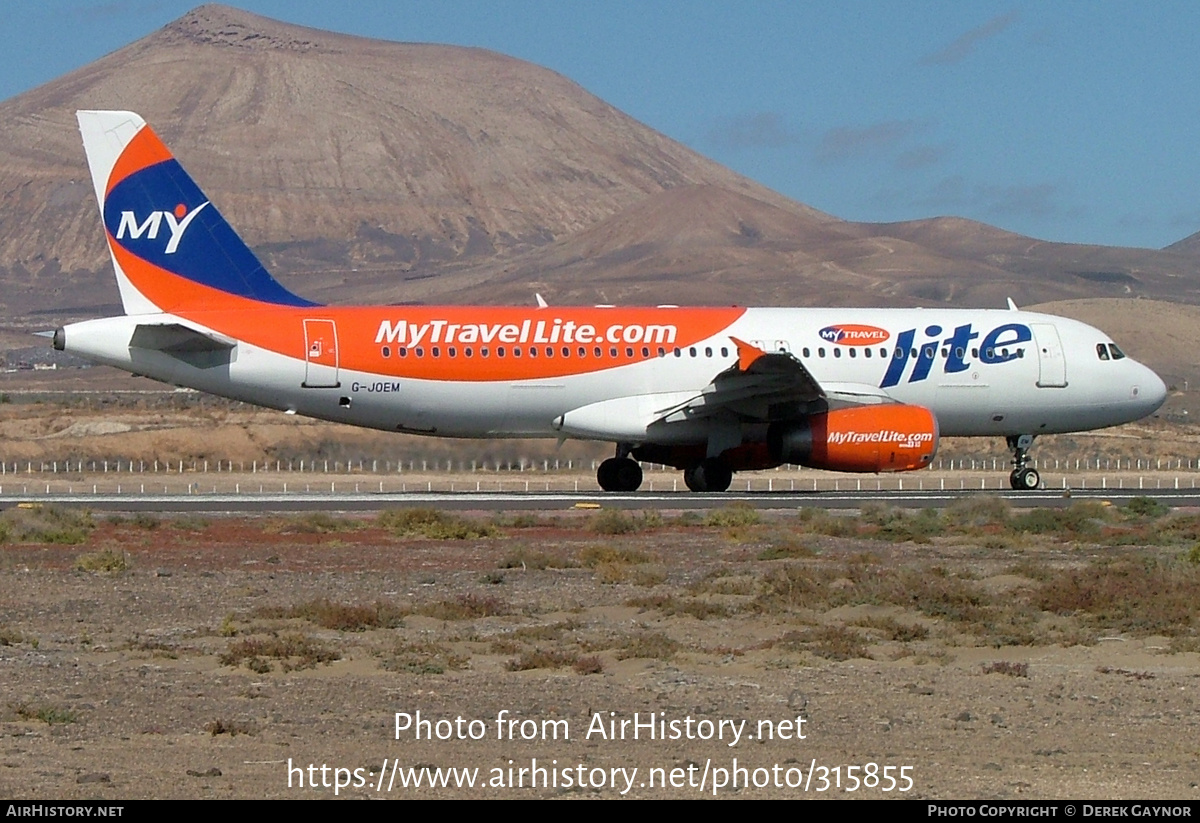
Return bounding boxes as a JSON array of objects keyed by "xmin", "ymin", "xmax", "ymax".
[
  {"xmin": 1007, "ymin": 434, "xmax": 1040, "ymax": 490},
  {"xmin": 596, "ymin": 450, "xmax": 643, "ymax": 492},
  {"xmin": 683, "ymin": 458, "xmax": 733, "ymax": 493}
]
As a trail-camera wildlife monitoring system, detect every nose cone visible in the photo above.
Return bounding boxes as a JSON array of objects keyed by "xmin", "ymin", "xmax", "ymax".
[{"xmin": 1134, "ymin": 365, "xmax": 1168, "ymax": 417}]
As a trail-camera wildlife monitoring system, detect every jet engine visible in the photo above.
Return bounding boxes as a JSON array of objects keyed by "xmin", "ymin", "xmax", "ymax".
[{"xmin": 768, "ymin": 405, "xmax": 938, "ymax": 472}]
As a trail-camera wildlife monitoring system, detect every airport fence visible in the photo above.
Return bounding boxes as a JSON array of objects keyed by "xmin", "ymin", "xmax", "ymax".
[{"xmin": 0, "ymin": 455, "xmax": 1197, "ymax": 496}]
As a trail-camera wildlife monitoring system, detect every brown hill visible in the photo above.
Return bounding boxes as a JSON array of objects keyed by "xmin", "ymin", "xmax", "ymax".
[
  {"xmin": 0, "ymin": 4, "xmax": 832, "ymax": 318},
  {"xmin": 0, "ymin": 4, "xmax": 1199, "ymax": 321}
]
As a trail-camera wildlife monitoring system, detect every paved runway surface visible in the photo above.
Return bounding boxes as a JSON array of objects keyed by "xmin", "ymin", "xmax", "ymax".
[{"xmin": 2, "ymin": 487, "xmax": 1197, "ymax": 512}]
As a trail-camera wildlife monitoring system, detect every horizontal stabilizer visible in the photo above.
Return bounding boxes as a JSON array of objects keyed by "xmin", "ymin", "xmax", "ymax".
[{"xmin": 130, "ymin": 323, "xmax": 235, "ymax": 353}]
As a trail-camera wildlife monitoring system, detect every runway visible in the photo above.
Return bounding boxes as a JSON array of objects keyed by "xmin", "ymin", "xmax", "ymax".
[{"xmin": 2, "ymin": 487, "xmax": 1198, "ymax": 512}]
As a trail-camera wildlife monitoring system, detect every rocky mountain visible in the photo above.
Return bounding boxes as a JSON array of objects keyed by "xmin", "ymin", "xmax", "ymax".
[{"xmin": 0, "ymin": 4, "xmax": 1198, "ymax": 321}]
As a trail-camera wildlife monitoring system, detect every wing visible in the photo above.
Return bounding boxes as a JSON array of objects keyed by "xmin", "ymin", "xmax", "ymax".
[{"xmin": 656, "ymin": 337, "xmax": 896, "ymax": 426}]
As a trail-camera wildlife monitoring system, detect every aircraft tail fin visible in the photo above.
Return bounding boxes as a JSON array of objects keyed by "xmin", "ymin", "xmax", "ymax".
[{"xmin": 76, "ymin": 111, "xmax": 316, "ymax": 315}]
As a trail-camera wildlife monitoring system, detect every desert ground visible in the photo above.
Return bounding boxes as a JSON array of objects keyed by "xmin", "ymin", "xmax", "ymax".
[{"xmin": 1, "ymin": 497, "xmax": 1198, "ymax": 800}]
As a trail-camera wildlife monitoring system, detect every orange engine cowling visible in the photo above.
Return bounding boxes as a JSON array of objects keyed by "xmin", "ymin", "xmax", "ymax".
[{"xmin": 768, "ymin": 405, "xmax": 939, "ymax": 472}]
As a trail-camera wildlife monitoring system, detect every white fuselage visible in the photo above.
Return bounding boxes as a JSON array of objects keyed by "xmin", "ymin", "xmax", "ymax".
[{"xmin": 60, "ymin": 306, "xmax": 1167, "ymax": 445}]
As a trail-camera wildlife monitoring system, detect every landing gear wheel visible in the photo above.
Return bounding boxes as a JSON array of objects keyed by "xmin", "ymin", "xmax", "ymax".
[
  {"xmin": 683, "ymin": 458, "xmax": 733, "ymax": 493},
  {"xmin": 1005, "ymin": 434, "xmax": 1039, "ymax": 491},
  {"xmin": 597, "ymin": 457, "xmax": 643, "ymax": 492},
  {"xmin": 1009, "ymin": 467, "xmax": 1040, "ymax": 490}
]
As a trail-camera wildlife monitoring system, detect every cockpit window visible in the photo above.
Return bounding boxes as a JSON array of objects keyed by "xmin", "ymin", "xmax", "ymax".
[
  {"xmin": 1096, "ymin": 343, "xmax": 1110, "ymax": 361},
  {"xmin": 1108, "ymin": 343, "xmax": 1126, "ymax": 360}
]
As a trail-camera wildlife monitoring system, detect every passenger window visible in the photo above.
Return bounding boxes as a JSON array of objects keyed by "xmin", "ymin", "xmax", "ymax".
[
  {"xmin": 802, "ymin": 347, "xmax": 810, "ymax": 358},
  {"xmin": 848, "ymin": 348, "xmax": 856, "ymax": 358},
  {"xmin": 594, "ymin": 347, "xmax": 602, "ymax": 357},
  {"xmin": 864, "ymin": 348, "xmax": 871, "ymax": 358},
  {"xmin": 818, "ymin": 348, "xmax": 826, "ymax": 358},
  {"xmin": 626, "ymin": 347, "xmax": 634, "ymax": 357},
  {"xmin": 527, "ymin": 347, "xmax": 535, "ymax": 358},
  {"xmin": 562, "ymin": 347, "xmax": 570, "ymax": 357},
  {"xmin": 382, "ymin": 346, "xmax": 390, "ymax": 358},
  {"xmin": 880, "ymin": 348, "xmax": 887, "ymax": 358},
  {"xmin": 956, "ymin": 347, "xmax": 964, "ymax": 359},
  {"xmin": 399, "ymin": 348, "xmax": 408, "ymax": 358},
  {"xmin": 642, "ymin": 347, "xmax": 650, "ymax": 357},
  {"xmin": 416, "ymin": 347, "xmax": 424, "ymax": 357},
  {"xmin": 465, "ymin": 347, "xmax": 473, "ymax": 358},
  {"xmin": 497, "ymin": 347, "xmax": 504, "ymax": 358},
  {"xmin": 544, "ymin": 347, "xmax": 553, "ymax": 357},
  {"xmin": 689, "ymin": 347, "xmax": 697, "ymax": 357},
  {"xmin": 610, "ymin": 347, "xmax": 618, "ymax": 358},
  {"xmin": 432, "ymin": 346, "xmax": 440, "ymax": 357},
  {"xmin": 657, "ymin": 347, "xmax": 666, "ymax": 357},
  {"xmin": 705, "ymin": 347, "xmax": 712, "ymax": 357},
  {"xmin": 720, "ymin": 347, "xmax": 728, "ymax": 357},
  {"xmin": 674, "ymin": 347, "xmax": 681, "ymax": 357},
  {"xmin": 578, "ymin": 346, "xmax": 586, "ymax": 357},
  {"xmin": 513, "ymin": 347, "xmax": 521, "ymax": 357},
  {"xmin": 834, "ymin": 348, "xmax": 841, "ymax": 358}
]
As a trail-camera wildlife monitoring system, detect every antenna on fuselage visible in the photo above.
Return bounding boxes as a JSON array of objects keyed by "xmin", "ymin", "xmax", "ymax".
[
  {"xmin": 1006, "ymin": 297, "xmax": 1019, "ymax": 311},
  {"xmin": 535, "ymin": 293, "xmax": 548, "ymax": 309}
]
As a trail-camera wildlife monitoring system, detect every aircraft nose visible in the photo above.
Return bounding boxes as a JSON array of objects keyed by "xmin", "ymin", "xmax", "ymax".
[{"xmin": 1133, "ymin": 366, "xmax": 1168, "ymax": 415}]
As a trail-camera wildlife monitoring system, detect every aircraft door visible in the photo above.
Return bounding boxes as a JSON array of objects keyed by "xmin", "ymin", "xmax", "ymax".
[
  {"xmin": 1030, "ymin": 323, "xmax": 1067, "ymax": 388},
  {"xmin": 303, "ymin": 319, "xmax": 341, "ymax": 388}
]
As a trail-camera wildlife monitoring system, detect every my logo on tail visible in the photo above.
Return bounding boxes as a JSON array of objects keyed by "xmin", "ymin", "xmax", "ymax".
[{"xmin": 115, "ymin": 202, "xmax": 209, "ymax": 254}]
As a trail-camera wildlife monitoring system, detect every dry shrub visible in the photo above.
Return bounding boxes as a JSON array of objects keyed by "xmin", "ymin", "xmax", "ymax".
[
  {"xmin": 1035, "ymin": 557, "xmax": 1200, "ymax": 635},
  {"xmin": 378, "ymin": 508, "xmax": 496, "ymax": 539},
  {"xmin": 589, "ymin": 509, "xmax": 662, "ymax": 535},
  {"xmin": 205, "ymin": 719, "xmax": 255, "ymax": 736},
  {"xmin": 498, "ymin": 548, "xmax": 577, "ymax": 570},
  {"xmin": 982, "ymin": 660, "xmax": 1029, "ymax": 678},
  {"xmin": 376, "ymin": 640, "xmax": 468, "ymax": 675},
  {"xmin": 775, "ymin": 625, "xmax": 870, "ymax": 661},
  {"xmin": 505, "ymin": 648, "xmax": 583, "ymax": 671},
  {"xmin": 265, "ymin": 512, "xmax": 363, "ymax": 534},
  {"xmin": 852, "ymin": 615, "xmax": 929, "ymax": 642},
  {"xmin": 74, "ymin": 549, "xmax": 129, "ymax": 573},
  {"xmin": 704, "ymin": 503, "xmax": 760, "ymax": 528},
  {"xmin": 757, "ymin": 538, "xmax": 816, "ymax": 560},
  {"xmin": 220, "ymin": 633, "xmax": 341, "ymax": 672},
  {"xmin": 572, "ymin": 655, "xmax": 604, "ymax": 675},
  {"xmin": 579, "ymin": 545, "xmax": 655, "ymax": 567},
  {"xmin": 254, "ymin": 598, "xmax": 407, "ymax": 631},
  {"xmin": 625, "ymin": 593, "xmax": 731, "ymax": 620},
  {"xmin": 2, "ymin": 505, "xmax": 94, "ymax": 545},
  {"xmin": 416, "ymin": 593, "xmax": 509, "ymax": 620},
  {"xmin": 945, "ymin": 496, "xmax": 1012, "ymax": 531},
  {"xmin": 615, "ymin": 632, "xmax": 680, "ymax": 660},
  {"xmin": 1009, "ymin": 502, "xmax": 1111, "ymax": 537}
]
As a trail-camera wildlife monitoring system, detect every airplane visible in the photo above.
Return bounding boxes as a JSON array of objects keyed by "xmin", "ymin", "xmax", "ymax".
[{"xmin": 53, "ymin": 110, "xmax": 1168, "ymax": 493}]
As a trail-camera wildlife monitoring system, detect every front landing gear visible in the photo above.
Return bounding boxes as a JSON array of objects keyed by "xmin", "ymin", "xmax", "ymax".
[
  {"xmin": 1007, "ymin": 434, "xmax": 1040, "ymax": 490},
  {"xmin": 597, "ymin": 456, "xmax": 643, "ymax": 492},
  {"xmin": 683, "ymin": 458, "xmax": 733, "ymax": 493}
]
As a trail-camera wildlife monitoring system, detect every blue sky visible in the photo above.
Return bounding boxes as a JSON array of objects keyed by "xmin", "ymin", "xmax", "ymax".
[{"xmin": 3, "ymin": 1, "xmax": 1199, "ymax": 249}]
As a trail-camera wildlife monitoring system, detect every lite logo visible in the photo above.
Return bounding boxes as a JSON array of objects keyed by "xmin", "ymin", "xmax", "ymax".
[
  {"xmin": 880, "ymin": 322, "xmax": 1032, "ymax": 388},
  {"xmin": 114, "ymin": 201, "xmax": 210, "ymax": 254},
  {"xmin": 818, "ymin": 324, "xmax": 890, "ymax": 346}
]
